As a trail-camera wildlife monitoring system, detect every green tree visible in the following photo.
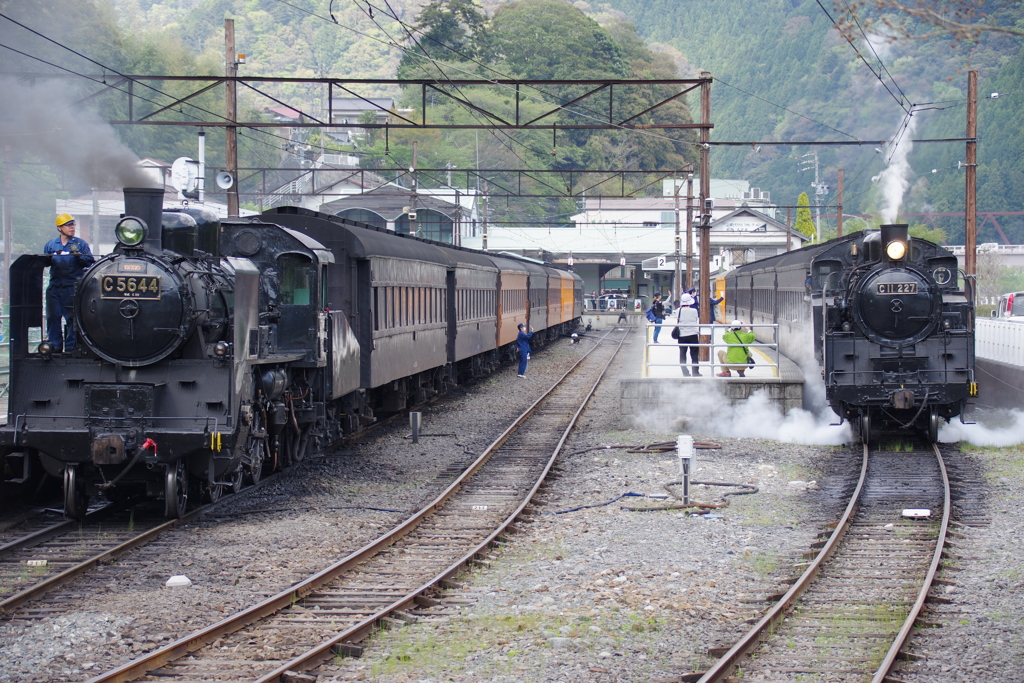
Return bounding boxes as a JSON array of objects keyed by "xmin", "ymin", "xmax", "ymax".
[
  {"xmin": 489, "ymin": 0, "xmax": 629, "ymax": 81},
  {"xmin": 908, "ymin": 223, "xmax": 947, "ymax": 244},
  {"xmin": 795, "ymin": 192, "xmax": 815, "ymax": 240},
  {"xmin": 398, "ymin": 0, "xmax": 491, "ymax": 79}
]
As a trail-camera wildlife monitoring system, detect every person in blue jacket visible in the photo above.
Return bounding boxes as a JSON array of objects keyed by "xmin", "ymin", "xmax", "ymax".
[
  {"xmin": 515, "ymin": 323, "xmax": 534, "ymax": 378},
  {"xmin": 44, "ymin": 213, "xmax": 94, "ymax": 351}
]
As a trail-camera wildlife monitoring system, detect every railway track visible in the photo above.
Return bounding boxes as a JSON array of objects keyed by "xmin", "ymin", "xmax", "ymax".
[
  {"xmin": 1, "ymin": 502, "xmax": 216, "ymax": 620},
  {"xmin": 695, "ymin": 440, "xmax": 951, "ymax": 682},
  {"xmin": 86, "ymin": 329, "xmax": 626, "ymax": 683},
  {"xmin": 0, "ymin": 396, "xmax": 437, "ymax": 624}
]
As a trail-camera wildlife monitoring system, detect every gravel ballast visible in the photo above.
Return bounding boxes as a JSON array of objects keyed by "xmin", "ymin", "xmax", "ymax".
[{"xmin": 1, "ymin": 328, "xmax": 1021, "ymax": 682}]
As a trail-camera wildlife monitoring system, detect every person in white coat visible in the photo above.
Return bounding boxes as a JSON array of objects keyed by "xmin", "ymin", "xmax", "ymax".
[{"xmin": 674, "ymin": 293, "xmax": 701, "ymax": 376}]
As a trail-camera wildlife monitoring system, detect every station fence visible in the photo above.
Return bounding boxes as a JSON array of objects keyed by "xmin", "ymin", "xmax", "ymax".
[
  {"xmin": 643, "ymin": 320, "xmax": 781, "ymax": 377},
  {"xmin": 975, "ymin": 318, "xmax": 1024, "ymax": 366}
]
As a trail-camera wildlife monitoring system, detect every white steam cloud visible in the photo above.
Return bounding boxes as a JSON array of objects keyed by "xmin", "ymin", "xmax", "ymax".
[
  {"xmin": 876, "ymin": 115, "xmax": 918, "ymax": 223},
  {"xmin": 939, "ymin": 410, "xmax": 1024, "ymax": 447},
  {"xmin": 0, "ymin": 79, "xmax": 157, "ymax": 189},
  {"xmin": 641, "ymin": 372, "xmax": 851, "ymax": 446}
]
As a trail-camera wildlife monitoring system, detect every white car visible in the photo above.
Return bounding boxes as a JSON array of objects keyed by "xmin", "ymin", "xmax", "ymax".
[{"xmin": 991, "ymin": 291, "xmax": 1024, "ymax": 320}]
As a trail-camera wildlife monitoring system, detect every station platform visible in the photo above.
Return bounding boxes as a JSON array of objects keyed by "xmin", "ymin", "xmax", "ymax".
[{"xmin": 615, "ymin": 323, "xmax": 805, "ymax": 430}]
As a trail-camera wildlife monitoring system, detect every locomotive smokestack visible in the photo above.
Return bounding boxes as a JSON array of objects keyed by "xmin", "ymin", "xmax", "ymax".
[
  {"xmin": 123, "ymin": 187, "xmax": 165, "ymax": 252},
  {"xmin": 880, "ymin": 223, "xmax": 909, "ymax": 246},
  {"xmin": 880, "ymin": 223, "xmax": 910, "ymax": 261}
]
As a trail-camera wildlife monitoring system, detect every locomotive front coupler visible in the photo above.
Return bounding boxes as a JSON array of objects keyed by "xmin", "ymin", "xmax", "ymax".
[{"xmin": 99, "ymin": 438, "xmax": 158, "ymax": 491}]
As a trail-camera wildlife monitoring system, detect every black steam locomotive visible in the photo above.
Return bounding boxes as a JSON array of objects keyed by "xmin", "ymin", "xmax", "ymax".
[
  {"xmin": 1, "ymin": 188, "xmax": 583, "ymax": 518},
  {"xmin": 725, "ymin": 224, "xmax": 976, "ymax": 442}
]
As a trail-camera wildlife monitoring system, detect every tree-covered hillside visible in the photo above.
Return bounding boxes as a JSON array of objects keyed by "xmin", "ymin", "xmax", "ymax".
[
  {"xmin": 596, "ymin": 0, "xmax": 1024, "ymax": 243},
  {"xmin": 4, "ymin": 0, "xmax": 1022, "ymax": 246}
]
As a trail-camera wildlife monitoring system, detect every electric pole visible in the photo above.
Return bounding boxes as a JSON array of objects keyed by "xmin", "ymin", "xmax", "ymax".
[
  {"xmin": 965, "ymin": 70, "xmax": 978, "ymax": 277},
  {"xmin": 799, "ymin": 152, "xmax": 828, "ymax": 242},
  {"xmin": 836, "ymin": 168, "xmax": 844, "ymax": 238},
  {"xmin": 225, "ymin": 19, "xmax": 239, "ymax": 217}
]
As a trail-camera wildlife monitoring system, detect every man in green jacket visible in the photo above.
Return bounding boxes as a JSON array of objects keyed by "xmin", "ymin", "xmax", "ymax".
[{"xmin": 717, "ymin": 320, "xmax": 756, "ymax": 377}]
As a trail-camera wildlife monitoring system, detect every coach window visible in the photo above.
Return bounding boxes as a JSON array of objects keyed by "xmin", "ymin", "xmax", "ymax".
[{"xmin": 278, "ymin": 254, "xmax": 312, "ymax": 305}]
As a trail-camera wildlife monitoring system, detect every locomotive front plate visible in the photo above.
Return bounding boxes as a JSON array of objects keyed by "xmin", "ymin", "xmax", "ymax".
[
  {"xmin": 876, "ymin": 282, "xmax": 918, "ymax": 295},
  {"xmin": 100, "ymin": 275, "xmax": 162, "ymax": 300}
]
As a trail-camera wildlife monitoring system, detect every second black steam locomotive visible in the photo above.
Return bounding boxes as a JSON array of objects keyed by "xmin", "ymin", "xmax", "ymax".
[
  {"xmin": 725, "ymin": 224, "xmax": 976, "ymax": 442},
  {"xmin": 1, "ymin": 188, "xmax": 583, "ymax": 518}
]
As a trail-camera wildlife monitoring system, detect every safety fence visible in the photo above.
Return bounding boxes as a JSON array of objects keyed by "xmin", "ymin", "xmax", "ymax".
[
  {"xmin": 975, "ymin": 318, "xmax": 1024, "ymax": 366},
  {"xmin": 643, "ymin": 321, "xmax": 781, "ymax": 378}
]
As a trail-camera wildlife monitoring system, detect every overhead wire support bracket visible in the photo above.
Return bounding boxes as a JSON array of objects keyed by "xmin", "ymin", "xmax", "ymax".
[{"xmin": 52, "ymin": 74, "xmax": 713, "ymax": 131}]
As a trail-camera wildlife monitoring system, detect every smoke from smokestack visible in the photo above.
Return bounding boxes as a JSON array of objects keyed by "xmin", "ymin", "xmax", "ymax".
[
  {"xmin": 877, "ymin": 115, "xmax": 917, "ymax": 224},
  {"xmin": 0, "ymin": 78, "xmax": 158, "ymax": 189}
]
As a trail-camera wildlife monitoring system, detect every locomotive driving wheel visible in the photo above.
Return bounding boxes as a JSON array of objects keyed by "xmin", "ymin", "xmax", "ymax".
[
  {"xmin": 244, "ymin": 409, "xmax": 266, "ymax": 485},
  {"xmin": 63, "ymin": 464, "xmax": 89, "ymax": 520},
  {"xmin": 203, "ymin": 480, "xmax": 224, "ymax": 504},
  {"xmin": 927, "ymin": 406, "xmax": 940, "ymax": 443},
  {"xmin": 858, "ymin": 412, "xmax": 872, "ymax": 445},
  {"xmin": 164, "ymin": 459, "xmax": 188, "ymax": 518},
  {"xmin": 228, "ymin": 466, "xmax": 244, "ymax": 494}
]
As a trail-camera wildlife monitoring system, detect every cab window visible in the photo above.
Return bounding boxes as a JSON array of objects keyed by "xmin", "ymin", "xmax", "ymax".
[{"xmin": 279, "ymin": 254, "xmax": 312, "ymax": 305}]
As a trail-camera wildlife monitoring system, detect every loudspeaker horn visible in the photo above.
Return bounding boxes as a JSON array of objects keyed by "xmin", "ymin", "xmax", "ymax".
[{"xmin": 215, "ymin": 171, "xmax": 235, "ymax": 189}]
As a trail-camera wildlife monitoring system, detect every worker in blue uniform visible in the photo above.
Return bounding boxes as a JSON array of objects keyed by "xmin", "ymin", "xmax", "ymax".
[
  {"xmin": 44, "ymin": 213, "xmax": 94, "ymax": 351},
  {"xmin": 515, "ymin": 323, "xmax": 534, "ymax": 377}
]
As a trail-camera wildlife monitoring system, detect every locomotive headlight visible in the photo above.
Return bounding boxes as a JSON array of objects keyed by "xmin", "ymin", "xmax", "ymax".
[
  {"xmin": 885, "ymin": 240, "xmax": 907, "ymax": 260},
  {"xmin": 841, "ymin": 322, "xmax": 852, "ymax": 332},
  {"xmin": 37, "ymin": 341, "xmax": 55, "ymax": 357},
  {"xmin": 214, "ymin": 341, "xmax": 231, "ymax": 357},
  {"xmin": 115, "ymin": 217, "xmax": 147, "ymax": 246},
  {"xmin": 943, "ymin": 319, "xmax": 952, "ymax": 330}
]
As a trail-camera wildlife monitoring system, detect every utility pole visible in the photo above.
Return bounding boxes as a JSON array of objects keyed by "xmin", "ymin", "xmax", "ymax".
[
  {"xmin": 685, "ymin": 172, "xmax": 694, "ymax": 290},
  {"xmin": 481, "ymin": 180, "xmax": 488, "ymax": 251},
  {"xmin": 2, "ymin": 145, "xmax": 11, "ymax": 308},
  {"xmin": 225, "ymin": 19, "xmax": 239, "ymax": 217},
  {"xmin": 799, "ymin": 151, "xmax": 827, "ymax": 242},
  {"xmin": 673, "ymin": 178, "xmax": 681, "ymax": 305},
  {"xmin": 836, "ymin": 169, "xmax": 844, "ymax": 238},
  {"xmin": 410, "ymin": 140, "xmax": 418, "ymax": 237},
  {"xmin": 698, "ymin": 71, "xmax": 712, "ymax": 368},
  {"xmin": 698, "ymin": 72, "xmax": 711, "ymax": 315},
  {"xmin": 965, "ymin": 70, "xmax": 978, "ymax": 277},
  {"xmin": 786, "ymin": 206, "xmax": 792, "ymax": 252}
]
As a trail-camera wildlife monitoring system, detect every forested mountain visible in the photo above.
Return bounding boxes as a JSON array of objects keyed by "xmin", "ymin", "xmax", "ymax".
[
  {"xmin": 2, "ymin": 0, "xmax": 1022, "ymax": 249},
  {"xmin": 598, "ymin": 0, "xmax": 1024, "ymax": 243}
]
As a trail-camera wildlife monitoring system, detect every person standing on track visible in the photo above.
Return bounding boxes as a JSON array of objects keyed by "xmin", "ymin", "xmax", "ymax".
[
  {"xmin": 44, "ymin": 213, "xmax": 94, "ymax": 352},
  {"xmin": 515, "ymin": 323, "xmax": 534, "ymax": 378}
]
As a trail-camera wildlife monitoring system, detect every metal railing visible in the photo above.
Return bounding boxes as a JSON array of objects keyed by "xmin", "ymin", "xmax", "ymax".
[
  {"xmin": 976, "ymin": 318, "xmax": 1024, "ymax": 366},
  {"xmin": 643, "ymin": 321, "xmax": 781, "ymax": 378}
]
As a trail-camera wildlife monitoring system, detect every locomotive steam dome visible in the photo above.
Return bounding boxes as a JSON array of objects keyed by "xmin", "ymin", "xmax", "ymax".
[
  {"xmin": 76, "ymin": 252, "xmax": 193, "ymax": 366},
  {"xmin": 854, "ymin": 267, "xmax": 936, "ymax": 346}
]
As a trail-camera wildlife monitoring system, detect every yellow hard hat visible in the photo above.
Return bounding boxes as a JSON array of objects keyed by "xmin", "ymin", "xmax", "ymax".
[{"xmin": 56, "ymin": 213, "xmax": 75, "ymax": 227}]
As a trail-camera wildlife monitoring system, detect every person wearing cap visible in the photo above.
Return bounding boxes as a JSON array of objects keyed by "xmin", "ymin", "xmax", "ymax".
[
  {"xmin": 650, "ymin": 294, "xmax": 666, "ymax": 343},
  {"xmin": 717, "ymin": 320, "xmax": 755, "ymax": 377},
  {"xmin": 674, "ymin": 293, "xmax": 701, "ymax": 376},
  {"xmin": 515, "ymin": 323, "xmax": 534, "ymax": 378},
  {"xmin": 44, "ymin": 213, "xmax": 95, "ymax": 351}
]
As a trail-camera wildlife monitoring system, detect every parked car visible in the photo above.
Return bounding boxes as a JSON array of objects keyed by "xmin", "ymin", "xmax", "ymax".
[{"xmin": 991, "ymin": 291, "xmax": 1024, "ymax": 320}]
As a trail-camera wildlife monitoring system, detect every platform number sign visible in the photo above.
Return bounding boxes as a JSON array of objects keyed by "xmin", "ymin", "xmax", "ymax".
[{"xmin": 658, "ymin": 256, "xmax": 666, "ymax": 268}]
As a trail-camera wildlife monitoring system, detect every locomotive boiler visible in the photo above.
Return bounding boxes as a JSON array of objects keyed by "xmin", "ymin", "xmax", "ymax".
[{"xmin": 725, "ymin": 224, "xmax": 976, "ymax": 442}]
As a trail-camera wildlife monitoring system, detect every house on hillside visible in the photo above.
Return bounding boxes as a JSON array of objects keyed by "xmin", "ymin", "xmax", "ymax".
[{"xmin": 328, "ymin": 97, "xmax": 395, "ymax": 144}]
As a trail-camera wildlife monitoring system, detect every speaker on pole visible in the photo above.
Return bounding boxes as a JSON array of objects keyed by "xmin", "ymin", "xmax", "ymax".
[{"xmin": 215, "ymin": 171, "xmax": 235, "ymax": 189}]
